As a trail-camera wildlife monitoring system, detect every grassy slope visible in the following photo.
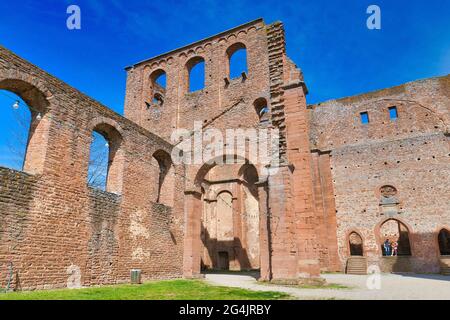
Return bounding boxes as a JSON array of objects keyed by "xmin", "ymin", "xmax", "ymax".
[{"xmin": 0, "ymin": 279, "xmax": 290, "ymax": 300}]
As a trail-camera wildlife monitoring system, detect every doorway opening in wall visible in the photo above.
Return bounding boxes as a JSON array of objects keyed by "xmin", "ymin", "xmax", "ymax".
[
  {"xmin": 438, "ymin": 229, "xmax": 450, "ymax": 256},
  {"xmin": 349, "ymin": 232, "xmax": 364, "ymax": 256},
  {"xmin": 195, "ymin": 158, "xmax": 264, "ymax": 279},
  {"xmin": 218, "ymin": 251, "xmax": 230, "ymax": 270},
  {"xmin": 380, "ymin": 219, "xmax": 412, "ymax": 256},
  {"xmin": 0, "ymin": 80, "xmax": 49, "ymax": 175}
]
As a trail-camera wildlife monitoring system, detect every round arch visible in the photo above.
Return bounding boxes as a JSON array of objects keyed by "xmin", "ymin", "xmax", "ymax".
[
  {"xmin": 346, "ymin": 230, "xmax": 365, "ymax": 256},
  {"xmin": 225, "ymin": 42, "xmax": 248, "ymax": 79},
  {"xmin": 436, "ymin": 227, "xmax": 450, "ymax": 256},
  {"xmin": 87, "ymin": 120, "xmax": 124, "ymax": 194},
  {"xmin": 0, "ymin": 78, "xmax": 52, "ymax": 174},
  {"xmin": 194, "ymin": 154, "xmax": 265, "ymax": 190},
  {"xmin": 184, "ymin": 153, "xmax": 269, "ymax": 278},
  {"xmin": 185, "ymin": 56, "xmax": 205, "ymax": 92},
  {"xmin": 375, "ymin": 218, "xmax": 413, "ymax": 256},
  {"xmin": 152, "ymin": 149, "xmax": 175, "ymax": 207}
]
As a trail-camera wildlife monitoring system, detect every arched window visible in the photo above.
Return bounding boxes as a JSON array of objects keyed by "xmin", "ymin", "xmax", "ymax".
[
  {"xmin": 438, "ymin": 229, "xmax": 450, "ymax": 256},
  {"xmin": 186, "ymin": 57, "xmax": 205, "ymax": 92},
  {"xmin": 253, "ymin": 98, "xmax": 269, "ymax": 122},
  {"xmin": 87, "ymin": 132, "xmax": 109, "ymax": 191},
  {"xmin": 227, "ymin": 42, "xmax": 247, "ymax": 79},
  {"xmin": 152, "ymin": 150, "xmax": 174, "ymax": 207},
  {"xmin": 0, "ymin": 80, "xmax": 49, "ymax": 174},
  {"xmin": 348, "ymin": 232, "xmax": 364, "ymax": 256},
  {"xmin": 380, "ymin": 219, "xmax": 411, "ymax": 256},
  {"xmin": 87, "ymin": 123, "xmax": 123, "ymax": 194},
  {"xmin": 148, "ymin": 69, "xmax": 166, "ymax": 108}
]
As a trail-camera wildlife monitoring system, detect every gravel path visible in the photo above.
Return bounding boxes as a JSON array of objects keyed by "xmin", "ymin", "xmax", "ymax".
[{"xmin": 204, "ymin": 272, "xmax": 450, "ymax": 300}]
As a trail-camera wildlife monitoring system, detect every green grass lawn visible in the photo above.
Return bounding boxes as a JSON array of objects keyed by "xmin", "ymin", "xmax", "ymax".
[{"xmin": 0, "ymin": 279, "xmax": 290, "ymax": 300}]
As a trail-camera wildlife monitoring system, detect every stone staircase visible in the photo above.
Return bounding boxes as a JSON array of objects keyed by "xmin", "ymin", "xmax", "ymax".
[
  {"xmin": 440, "ymin": 257, "xmax": 450, "ymax": 275},
  {"xmin": 346, "ymin": 256, "xmax": 367, "ymax": 275}
]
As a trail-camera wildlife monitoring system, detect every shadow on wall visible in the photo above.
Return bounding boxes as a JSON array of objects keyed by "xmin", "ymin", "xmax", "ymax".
[
  {"xmin": 345, "ymin": 219, "xmax": 449, "ymax": 274},
  {"xmin": 200, "ymin": 226, "xmax": 253, "ymax": 272},
  {"xmin": 378, "ymin": 229, "xmax": 445, "ymax": 274}
]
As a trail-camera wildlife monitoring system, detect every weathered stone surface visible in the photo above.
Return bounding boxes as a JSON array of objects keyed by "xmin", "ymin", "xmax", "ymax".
[{"xmin": 0, "ymin": 18, "xmax": 448, "ymax": 290}]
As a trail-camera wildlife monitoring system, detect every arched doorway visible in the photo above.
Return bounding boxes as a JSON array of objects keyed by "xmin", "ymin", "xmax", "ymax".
[
  {"xmin": 348, "ymin": 232, "xmax": 364, "ymax": 256},
  {"xmin": 380, "ymin": 219, "xmax": 411, "ymax": 256},
  {"xmin": 200, "ymin": 162, "xmax": 260, "ymax": 271},
  {"xmin": 183, "ymin": 155, "xmax": 269, "ymax": 278},
  {"xmin": 438, "ymin": 229, "xmax": 450, "ymax": 256}
]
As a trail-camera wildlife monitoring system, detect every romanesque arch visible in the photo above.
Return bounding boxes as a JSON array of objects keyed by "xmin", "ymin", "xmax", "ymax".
[
  {"xmin": 185, "ymin": 56, "xmax": 205, "ymax": 92},
  {"xmin": 184, "ymin": 155, "xmax": 268, "ymax": 277},
  {"xmin": 348, "ymin": 231, "xmax": 364, "ymax": 256},
  {"xmin": 438, "ymin": 228, "xmax": 450, "ymax": 256},
  {"xmin": 226, "ymin": 42, "xmax": 248, "ymax": 79},
  {"xmin": 88, "ymin": 121, "xmax": 124, "ymax": 194},
  {"xmin": 152, "ymin": 149, "xmax": 175, "ymax": 207},
  {"xmin": 0, "ymin": 78, "xmax": 51, "ymax": 175},
  {"xmin": 379, "ymin": 218, "xmax": 412, "ymax": 256},
  {"xmin": 149, "ymin": 69, "xmax": 166, "ymax": 108}
]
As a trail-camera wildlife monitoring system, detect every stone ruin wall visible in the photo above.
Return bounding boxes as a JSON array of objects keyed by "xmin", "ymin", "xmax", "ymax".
[
  {"xmin": 309, "ymin": 75, "xmax": 450, "ymax": 273},
  {"xmin": 0, "ymin": 46, "xmax": 185, "ymax": 290},
  {"xmin": 1, "ymin": 18, "xmax": 448, "ymax": 291}
]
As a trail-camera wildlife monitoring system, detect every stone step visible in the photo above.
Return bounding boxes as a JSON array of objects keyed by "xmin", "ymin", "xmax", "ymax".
[
  {"xmin": 346, "ymin": 257, "xmax": 368, "ymax": 275},
  {"xmin": 441, "ymin": 266, "xmax": 450, "ymax": 275}
]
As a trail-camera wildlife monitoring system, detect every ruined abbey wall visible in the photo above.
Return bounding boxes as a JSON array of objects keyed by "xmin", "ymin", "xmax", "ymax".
[
  {"xmin": 0, "ymin": 47, "xmax": 185, "ymax": 290},
  {"xmin": 123, "ymin": 19, "xmax": 336, "ymax": 281},
  {"xmin": 309, "ymin": 75, "xmax": 450, "ymax": 273},
  {"xmin": 0, "ymin": 18, "xmax": 448, "ymax": 290}
]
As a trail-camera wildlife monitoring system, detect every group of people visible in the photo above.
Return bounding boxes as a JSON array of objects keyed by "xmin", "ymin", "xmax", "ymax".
[{"xmin": 383, "ymin": 239, "xmax": 399, "ymax": 256}]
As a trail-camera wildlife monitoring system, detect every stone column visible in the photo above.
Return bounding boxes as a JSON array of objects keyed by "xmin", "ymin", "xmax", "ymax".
[
  {"xmin": 257, "ymin": 180, "xmax": 271, "ymax": 281},
  {"xmin": 183, "ymin": 190, "xmax": 203, "ymax": 278},
  {"xmin": 283, "ymin": 80, "xmax": 322, "ymax": 281}
]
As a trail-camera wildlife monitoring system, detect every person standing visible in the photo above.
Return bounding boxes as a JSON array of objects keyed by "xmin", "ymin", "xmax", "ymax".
[
  {"xmin": 391, "ymin": 240, "xmax": 398, "ymax": 256},
  {"xmin": 383, "ymin": 239, "xmax": 391, "ymax": 256}
]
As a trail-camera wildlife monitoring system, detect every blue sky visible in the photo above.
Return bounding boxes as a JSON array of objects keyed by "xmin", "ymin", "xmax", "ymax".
[{"xmin": 0, "ymin": 0, "xmax": 449, "ymax": 169}]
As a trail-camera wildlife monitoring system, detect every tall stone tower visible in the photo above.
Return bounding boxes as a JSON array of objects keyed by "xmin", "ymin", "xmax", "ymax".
[{"xmin": 124, "ymin": 18, "xmax": 340, "ymax": 282}]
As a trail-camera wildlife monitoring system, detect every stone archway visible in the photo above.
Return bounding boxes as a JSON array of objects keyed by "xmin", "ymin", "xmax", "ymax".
[
  {"xmin": 348, "ymin": 231, "xmax": 364, "ymax": 256},
  {"xmin": 438, "ymin": 229, "xmax": 450, "ymax": 256},
  {"xmin": 0, "ymin": 78, "xmax": 51, "ymax": 175},
  {"xmin": 379, "ymin": 219, "xmax": 412, "ymax": 256},
  {"xmin": 183, "ymin": 155, "xmax": 269, "ymax": 278}
]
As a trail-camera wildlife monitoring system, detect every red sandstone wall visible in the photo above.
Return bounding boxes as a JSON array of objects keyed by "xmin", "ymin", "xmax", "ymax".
[
  {"xmin": 309, "ymin": 75, "xmax": 450, "ymax": 273},
  {"xmin": 124, "ymin": 19, "xmax": 270, "ymax": 142},
  {"xmin": 0, "ymin": 46, "xmax": 185, "ymax": 290},
  {"xmin": 124, "ymin": 19, "xmax": 333, "ymax": 281},
  {"xmin": 2, "ymin": 17, "xmax": 447, "ymax": 290}
]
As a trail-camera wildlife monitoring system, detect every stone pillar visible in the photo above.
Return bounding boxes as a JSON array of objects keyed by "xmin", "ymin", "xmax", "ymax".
[
  {"xmin": 268, "ymin": 166, "xmax": 299, "ymax": 280},
  {"xmin": 257, "ymin": 181, "xmax": 271, "ymax": 281},
  {"xmin": 183, "ymin": 190, "xmax": 203, "ymax": 278},
  {"xmin": 310, "ymin": 150, "xmax": 340, "ymax": 272},
  {"xmin": 318, "ymin": 152, "xmax": 340, "ymax": 271},
  {"xmin": 283, "ymin": 81, "xmax": 322, "ymax": 280}
]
